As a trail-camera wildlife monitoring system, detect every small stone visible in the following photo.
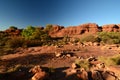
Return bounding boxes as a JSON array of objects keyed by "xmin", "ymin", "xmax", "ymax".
[
  {"xmin": 66, "ymin": 54, "xmax": 71, "ymax": 57},
  {"xmin": 55, "ymin": 53, "xmax": 61, "ymax": 57},
  {"xmin": 71, "ymin": 63, "xmax": 77, "ymax": 69}
]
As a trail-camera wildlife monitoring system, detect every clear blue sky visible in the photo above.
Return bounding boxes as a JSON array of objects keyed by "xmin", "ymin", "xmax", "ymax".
[{"xmin": 0, "ymin": 0, "xmax": 120, "ymax": 30}]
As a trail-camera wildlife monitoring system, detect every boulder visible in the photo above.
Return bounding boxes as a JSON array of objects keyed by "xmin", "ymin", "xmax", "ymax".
[
  {"xmin": 29, "ymin": 65, "xmax": 48, "ymax": 80},
  {"xmin": 77, "ymin": 68, "xmax": 88, "ymax": 80}
]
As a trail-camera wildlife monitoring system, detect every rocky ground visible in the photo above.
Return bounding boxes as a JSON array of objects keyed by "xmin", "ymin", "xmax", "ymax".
[{"xmin": 0, "ymin": 43, "xmax": 120, "ymax": 80}]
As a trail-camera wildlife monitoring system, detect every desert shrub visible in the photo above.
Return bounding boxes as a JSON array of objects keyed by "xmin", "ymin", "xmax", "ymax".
[
  {"xmin": 80, "ymin": 34, "xmax": 100, "ymax": 43},
  {"xmin": 62, "ymin": 35, "xmax": 70, "ymax": 43},
  {"xmin": 97, "ymin": 32, "xmax": 120, "ymax": 44},
  {"xmin": 53, "ymin": 40, "xmax": 66, "ymax": 45},
  {"xmin": 53, "ymin": 36, "xmax": 69, "ymax": 45},
  {"xmin": 5, "ymin": 36, "xmax": 50, "ymax": 48},
  {"xmin": 21, "ymin": 26, "xmax": 35, "ymax": 40},
  {"xmin": 0, "ymin": 32, "xmax": 9, "ymax": 46},
  {"xmin": 0, "ymin": 38, "xmax": 8, "ymax": 46},
  {"xmin": 0, "ymin": 47, "xmax": 14, "ymax": 56},
  {"xmin": 22, "ymin": 26, "xmax": 51, "ymax": 43},
  {"xmin": 73, "ymin": 38, "xmax": 80, "ymax": 43},
  {"xmin": 44, "ymin": 24, "xmax": 53, "ymax": 33},
  {"xmin": 24, "ymin": 40, "xmax": 42, "ymax": 47},
  {"xmin": 98, "ymin": 54, "xmax": 120, "ymax": 66},
  {"xmin": 75, "ymin": 59, "xmax": 90, "ymax": 70},
  {"xmin": 98, "ymin": 56, "xmax": 114, "ymax": 66},
  {"xmin": 5, "ymin": 37, "xmax": 25, "ymax": 48},
  {"xmin": 31, "ymin": 27, "xmax": 51, "ymax": 41},
  {"xmin": 7, "ymin": 64, "xmax": 22, "ymax": 73}
]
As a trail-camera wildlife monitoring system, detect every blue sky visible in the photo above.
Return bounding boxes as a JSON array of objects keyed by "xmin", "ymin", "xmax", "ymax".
[{"xmin": 0, "ymin": 0, "xmax": 120, "ymax": 30}]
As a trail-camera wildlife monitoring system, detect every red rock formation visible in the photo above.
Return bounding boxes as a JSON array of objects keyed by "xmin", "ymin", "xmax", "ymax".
[
  {"xmin": 78, "ymin": 23, "xmax": 99, "ymax": 33},
  {"xmin": 102, "ymin": 24, "xmax": 119, "ymax": 32},
  {"xmin": 116, "ymin": 24, "xmax": 120, "ymax": 31},
  {"xmin": 49, "ymin": 23, "xmax": 99, "ymax": 37},
  {"xmin": 49, "ymin": 25, "xmax": 64, "ymax": 37},
  {"xmin": 4, "ymin": 29, "xmax": 22, "ymax": 36}
]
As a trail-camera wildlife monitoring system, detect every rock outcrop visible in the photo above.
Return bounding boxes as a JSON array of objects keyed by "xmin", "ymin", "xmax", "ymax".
[
  {"xmin": 49, "ymin": 23, "xmax": 100, "ymax": 37},
  {"xmin": 71, "ymin": 57, "xmax": 120, "ymax": 80},
  {"xmin": 49, "ymin": 25, "xmax": 64, "ymax": 37},
  {"xmin": 48, "ymin": 23, "xmax": 120, "ymax": 37},
  {"xmin": 29, "ymin": 65, "xmax": 48, "ymax": 80},
  {"xmin": 2, "ymin": 23, "xmax": 120, "ymax": 37},
  {"xmin": 4, "ymin": 29, "xmax": 22, "ymax": 36},
  {"xmin": 102, "ymin": 24, "xmax": 120, "ymax": 32}
]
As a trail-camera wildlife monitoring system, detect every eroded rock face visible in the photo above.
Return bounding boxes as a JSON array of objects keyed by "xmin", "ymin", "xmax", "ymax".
[
  {"xmin": 49, "ymin": 25, "xmax": 64, "ymax": 37},
  {"xmin": 49, "ymin": 23, "xmax": 120, "ymax": 37},
  {"xmin": 102, "ymin": 24, "xmax": 119, "ymax": 32},
  {"xmin": 78, "ymin": 23, "xmax": 99, "ymax": 34},
  {"xmin": 49, "ymin": 23, "xmax": 99, "ymax": 37}
]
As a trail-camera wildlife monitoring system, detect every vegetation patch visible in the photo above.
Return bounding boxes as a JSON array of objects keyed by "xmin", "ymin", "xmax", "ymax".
[{"xmin": 98, "ymin": 54, "xmax": 120, "ymax": 66}]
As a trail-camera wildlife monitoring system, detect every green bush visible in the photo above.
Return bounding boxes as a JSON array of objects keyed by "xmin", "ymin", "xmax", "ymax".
[
  {"xmin": 110, "ymin": 55, "xmax": 120, "ymax": 65},
  {"xmin": 5, "ymin": 36, "xmax": 50, "ymax": 48},
  {"xmin": 21, "ymin": 26, "xmax": 35, "ymax": 40},
  {"xmin": 98, "ymin": 32, "xmax": 120, "ymax": 44}
]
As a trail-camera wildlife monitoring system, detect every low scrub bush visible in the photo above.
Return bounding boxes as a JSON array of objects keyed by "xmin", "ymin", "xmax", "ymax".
[
  {"xmin": 24, "ymin": 40, "xmax": 42, "ymax": 47},
  {"xmin": 98, "ymin": 32, "xmax": 120, "ymax": 44},
  {"xmin": 5, "ymin": 37, "xmax": 43, "ymax": 48},
  {"xmin": 75, "ymin": 59, "xmax": 90, "ymax": 70},
  {"xmin": 98, "ymin": 54, "xmax": 120, "ymax": 66},
  {"xmin": 7, "ymin": 64, "xmax": 22, "ymax": 73},
  {"xmin": 5, "ymin": 37, "xmax": 25, "ymax": 48},
  {"xmin": 80, "ymin": 34, "xmax": 100, "ymax": 43}
]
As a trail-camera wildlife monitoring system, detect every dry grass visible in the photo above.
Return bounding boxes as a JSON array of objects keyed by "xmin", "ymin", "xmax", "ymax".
[
  {"xmin": 75, "ymin": 59, "xmax": 90, "ymax": 71},
  {"xmin": 98, "ymin": 54, "xmax": 120, "ymax": 66}
]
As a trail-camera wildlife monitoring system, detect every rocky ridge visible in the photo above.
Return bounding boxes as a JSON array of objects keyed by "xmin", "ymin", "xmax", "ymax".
[{"xmin": 49, "ymin": 23, "xmax": 120, "ymax": 37}]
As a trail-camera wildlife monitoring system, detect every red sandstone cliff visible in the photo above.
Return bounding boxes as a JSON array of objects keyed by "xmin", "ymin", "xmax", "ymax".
[
  {"xmin": 49, "ymin": 23, "xmax": 99, "ymax": 37},
  {"xmin": 49, "ymin": 23, "xmax": 120, "ymax": 37},
  {"xmin": 102, "ymin": 24, "xmax": 120, "ymax": 32}
]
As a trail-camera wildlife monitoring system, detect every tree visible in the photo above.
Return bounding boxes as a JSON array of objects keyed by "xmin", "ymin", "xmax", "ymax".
[
  {"xmin": 21, "ymin": 26, "xmax": 35, "ymax": 39},
  {"xmin": 32, "ymin": 27, "xmax": 51, "ymax": 41},
  {"xmin": 22, "ymin": 26, "xmax": 51, "ymax": 41}
]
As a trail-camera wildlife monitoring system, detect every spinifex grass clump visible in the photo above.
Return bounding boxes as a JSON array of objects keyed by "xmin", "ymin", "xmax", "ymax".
[
  {"xmin": 75, "ymin": 59, "xmax": 90, "ymax": 71},
  {"xmin": 98, "ymin": 54, "xmax": 120, "ymax": 66},
  {"xmin": 97, "ymin": 32, "xmax": 120, "ymax": 44},
  {"xmin": 80, "ymin": 34, "xmax": 100, "ymax": 43}
]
